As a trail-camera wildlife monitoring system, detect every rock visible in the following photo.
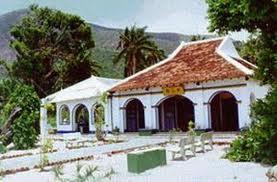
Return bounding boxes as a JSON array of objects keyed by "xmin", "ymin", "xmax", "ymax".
[
  {"xmin": 6, "ymin": 142, "xmax": 15, "ymax": 150},
  {"xmin": 267, "ymin": 165, "xmax": 277, "ymax": 182}
]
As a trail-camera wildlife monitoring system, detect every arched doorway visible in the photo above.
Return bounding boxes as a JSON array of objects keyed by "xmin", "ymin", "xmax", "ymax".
[
  {"xmin": 125, "ymin": 99, "xmax": 145, "ymax": 132},
  {"xmin": 74, "ymin": 104, "xmax": 89, "ymax": 134},
  {"xmin": 210, "ymin": 91, "xmax": 239, "ymax": 131},
  {"xmin": 158, "ymin": 96, "xmax": 194, "ymax": 131}
]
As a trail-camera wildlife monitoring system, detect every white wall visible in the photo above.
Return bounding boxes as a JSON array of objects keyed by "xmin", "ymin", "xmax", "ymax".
[
  {"xmin": 55, "ymin": 97, "xmax": 109, "ymax": 132},
  {"xmin": 109, "ymin": 78, "xmax": 269, "ymax": 132}
]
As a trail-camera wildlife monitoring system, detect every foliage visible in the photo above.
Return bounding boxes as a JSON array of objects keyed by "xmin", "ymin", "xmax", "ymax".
[
  {"xmin": 238, "ymin": 35, "xmax": 260, "ymax": 65},
  {"xmin": 0, "ymin": 78, "xmax": 21, "ymax": 112},
  {"xmin": 52, "ymin": 163, "xmax": 115, "ymax": 182},
  {"xmin": 112, "ymin": 126, "xmax": 120, "ymax": 134},
  {"xmin": 0, "ymin": 142, "xmax": 7, "ymax": 154},
  {"xmin": 206, "ymin": 0, "xmax": 277, "ymax": 84},
  {"xmin": 1, "ymin": 84, "xmax": 40, "ymax": 149},
  {"xmin": 226, "ymin": 85, "xmax": 277, "ymax": 164},
  {"xmin": 45, "ymin": 103, "xmax": 56, "ymax": 128},
  {"xmin": 207, "ymin": 0, "xmax": 277, "ymax": 165},
  {"xmin": 188, "ymin": 120, "xmax": 195, "ymax": 132},
  {"xmin": 94, "ymin": 92, "xmax": 108, "ymax": 141},
  {"xmin": 168, "ymin": 128, "xmax": 181, "ymax": 144},
  {"xmin": 187, "ymin": 120, "xmax": 196, "ymax": 137},
  {"xmin": 39, "ymin": 138, "xmax": 54, "ymax": 171},
  {"xmin": 190, "ymin": 35, "xmax": 205, "ymax": 41},
  {"xmin": 114, "ymin": 25, "xmax": 165, "ymax": 77},
  {"xmin": 52, "ymin": 164, "xmax": 64, "ymax": 182},
  {"xmin": 94, "ymin": 104, "xmax": 105, "ymax": 141},
  {"xmin": 9, "ymin": 5, "xmax": 99, "ymax": 97}
]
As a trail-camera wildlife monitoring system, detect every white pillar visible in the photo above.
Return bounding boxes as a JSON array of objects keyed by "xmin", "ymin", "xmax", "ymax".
[
  {"xmin": 144, "ymin": 94, "xmax": 153, "ymax": 129},
  {"xmin": 40, "ymin": 99, "xmax": 48, "ymax": 139},
  {"xmin": 70, "ymin": 106, "xmax": 75, "ymax": 131}
]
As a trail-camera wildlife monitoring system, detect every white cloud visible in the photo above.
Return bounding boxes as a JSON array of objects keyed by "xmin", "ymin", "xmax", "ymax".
[{"xmin": 133, "ymin": 0, "xmax": 209, "ymax": 34}]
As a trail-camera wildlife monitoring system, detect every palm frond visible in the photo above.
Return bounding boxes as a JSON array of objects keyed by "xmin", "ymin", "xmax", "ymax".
[{"xmin": 51, "ymin": 164, "xmax": 64, "ymax": 182}]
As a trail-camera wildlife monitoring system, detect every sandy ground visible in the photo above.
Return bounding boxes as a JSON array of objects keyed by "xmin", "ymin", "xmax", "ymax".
[{"xmin": 2, "ymin": 145, "xmax": 269, "ymax": 182}]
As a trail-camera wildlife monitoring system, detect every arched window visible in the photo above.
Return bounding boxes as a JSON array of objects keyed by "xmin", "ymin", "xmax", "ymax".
[{"xmin": 59, "ymin": 105, "xmax": 70, "ymax": 125}]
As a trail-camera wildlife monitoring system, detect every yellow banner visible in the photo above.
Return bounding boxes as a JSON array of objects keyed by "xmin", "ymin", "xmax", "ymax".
[{"xmin": 162, "ymin": 86, "xmax": 184, "ymax": 96}]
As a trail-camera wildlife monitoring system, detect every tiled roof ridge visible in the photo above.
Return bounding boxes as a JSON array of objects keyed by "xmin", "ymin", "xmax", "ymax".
[
  {"xmin": 109, "ymin": 37, "xmax": 226, "ymax": 92},
  {"xmin": 215, "ymin": 37, "xmax": 254, "ymax": 75},
  {"xmin": 109, "ymin": 36, "xmax": 256, "ymax": 92}
]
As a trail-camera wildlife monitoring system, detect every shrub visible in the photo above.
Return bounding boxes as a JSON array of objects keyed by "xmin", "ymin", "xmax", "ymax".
[
  {"xmin": 0, "ymin": 142, "xmax": 7, "ymax": 154},
  {"xmin": 226, "ymin": 85, "xmax": 277, "ymax": 165},
  {"xmin": 168, "ymin": 128, "xmax": 181, "ymax": 144},
  {"xmin": 1, "ymin": 84, "xmax": 40, "ymax": 149},
  {"xmin": 39, "ymin": 138, "xmax": 54, "ymax": 171},
  {"xmin": 52, "ymin": 163, "xmax": 115, "ymax": 181}
]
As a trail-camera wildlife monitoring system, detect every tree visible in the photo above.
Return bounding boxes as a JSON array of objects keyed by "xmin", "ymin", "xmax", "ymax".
[
  {"xmin": 238, "ymin": 36, "xmax": 260, "ymax": 65},
  {"xmin": 206, "ymin": 0, "xmax": 277, "ymax": 164},
  {"xmin": 9, "ymin": 5, "xmax": 99, "ymax": 97},
  {"xmin": 206, "ymin": 0, "xmax": 276, "ymax": 84},
  {"xmin": 0, "ymin": 84, "xmax": 40, "ymax": 149},
  {"xmin": 226, "ymin": 85, "xmax": 277, "ymax": 164},
  {"xmin": 114, "ymin": 25, "xmax": 165, "ymax": 77},
  {"xmin": 190, "ymin": 35, "xmax": 205, "ymax": 41}
]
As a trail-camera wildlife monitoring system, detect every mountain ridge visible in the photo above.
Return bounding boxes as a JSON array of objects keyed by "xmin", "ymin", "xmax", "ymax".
[{"xmin": 0, "ymin": 9, "xmax": 215, "ymax": 78}]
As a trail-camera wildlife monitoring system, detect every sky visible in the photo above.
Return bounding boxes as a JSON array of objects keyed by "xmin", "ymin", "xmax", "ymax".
[{"xmin": 0, "ymin": 0, "xmax": 248, "ymax": 40}]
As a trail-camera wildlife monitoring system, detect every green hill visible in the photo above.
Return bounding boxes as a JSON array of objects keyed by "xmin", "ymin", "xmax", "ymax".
[{"xmin": 0, "ymin": 9, "xmax": 215, "ymax": 78}]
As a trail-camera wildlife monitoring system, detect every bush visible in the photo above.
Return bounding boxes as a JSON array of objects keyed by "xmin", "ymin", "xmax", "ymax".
[
  {"xmin": 1, "ymin": 84, "xmax": 40, "ymax": 149},
  {"xmin": 0, "ymin": 142, "xmax": 7, "ymax": 154},
  {"xmin": 226, "ymin": 85, "xmax": 277, "ymax": 165}
]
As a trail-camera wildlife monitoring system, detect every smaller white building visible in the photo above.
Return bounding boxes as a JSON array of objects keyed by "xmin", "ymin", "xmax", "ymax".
[{"xmin": 43, "ymin": 76, "xmax": 120, "ymax": 133}]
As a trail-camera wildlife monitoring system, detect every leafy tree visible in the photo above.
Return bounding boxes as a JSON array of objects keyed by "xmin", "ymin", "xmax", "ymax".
[
  {"xmin": 239, "ymin": 35, "xmax": 260, "ymax": 65},
  {"xmin": 206, "ymin": 0, "xmax": 276, "ymax": 84},
  {"xmin": 114, "ymin": 25, "xmax": 165, "ymax": 77},
  {"xmin": 206, "ymin": 0, "xmax": 277, "ymax": 164},
  {"xmin": 9, "ymin": 5, "xmax": 99, "ymax": 97},
  {"xmin": 0, "ymin": 79, "xmax": 21, "ymax": 112},
  {"xmin": 190, "ymin": 35, "xmax": 205, "ymax": 41},
  {"xmin": 226, "ymin": 85, "xmax": 277, "ymax": 164},
  {"xmin": 1, "ymin": 84, "xmax": 40, "ymax": 149}
]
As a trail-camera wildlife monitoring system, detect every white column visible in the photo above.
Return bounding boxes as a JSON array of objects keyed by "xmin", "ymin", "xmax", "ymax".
[
  {"xmin": 56, "ymin": 104, "xmax": 60, "ymax": 131},
  {"xmin": 144, "ymin": 94, "xmax": 153, "ymax": 129},
  {"xmin": 154, "ymin": 107, "xmax": 159, "ymax": 130},
  {"xmin": 40, "ymin": 99, "xmax": 48, "ymax": 139},
  {"xmin": 194, "ymin": 103, "xmax": 205, "ymax": 129},
  {"xmin": 88, "ymin": 107, "xmax": 95, "ymax": 132},
  {"xmin": 69, "ymin": 106, "xmax": 75, "ymax": 131},
  {"xmin": 238, "ymin": 87, "xmax": 250, "ymax": 129}
]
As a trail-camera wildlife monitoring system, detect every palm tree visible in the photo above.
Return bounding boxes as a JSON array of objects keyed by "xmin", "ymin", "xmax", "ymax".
[{"xmin": 114, "ymin": 26, "xmax": 165, "ymax": 77}]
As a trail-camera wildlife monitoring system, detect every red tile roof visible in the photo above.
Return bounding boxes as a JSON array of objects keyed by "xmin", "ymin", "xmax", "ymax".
[{"xmin": 110, "ymin": 39, "xmax": 248, "ymax": 92}]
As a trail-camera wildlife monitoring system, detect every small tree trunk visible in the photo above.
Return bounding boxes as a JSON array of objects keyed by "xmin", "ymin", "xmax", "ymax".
[
  {"xmin": 0, "ymin": 107, "xmax": 22, "ymax": 145},
  {"xmin": 131, "ymin": 54, "xmax": 136, "ymax": 75}
]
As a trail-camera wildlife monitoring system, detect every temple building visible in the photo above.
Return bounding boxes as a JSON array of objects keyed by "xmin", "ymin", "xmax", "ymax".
[
  {"xmin": 41, "ymin": 36, "xmax": 269, "ymax": 134},
  {"xmin": 107, "ymin": 37, "xmax": 269, "ymax": 132}
]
